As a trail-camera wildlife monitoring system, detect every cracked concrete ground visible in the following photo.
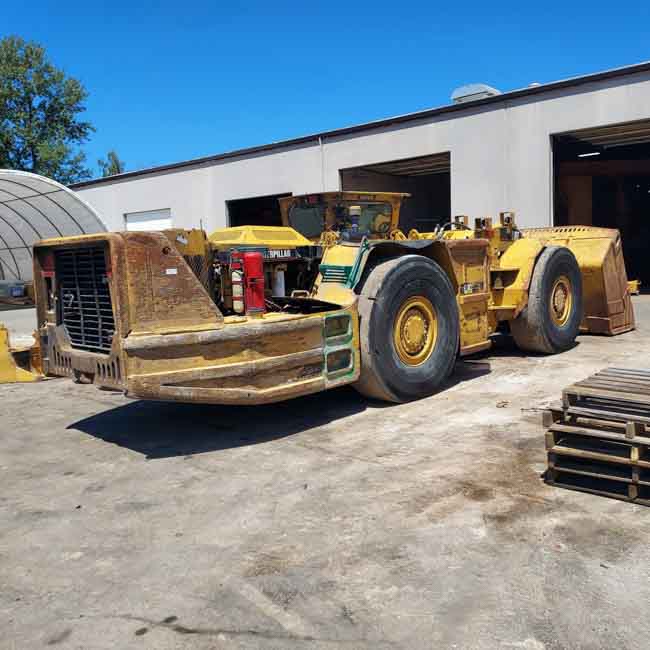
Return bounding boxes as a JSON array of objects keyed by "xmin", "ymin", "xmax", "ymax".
[{"xmin": 2, "ymin": 299, "xmax": 650, "ymax": 649}]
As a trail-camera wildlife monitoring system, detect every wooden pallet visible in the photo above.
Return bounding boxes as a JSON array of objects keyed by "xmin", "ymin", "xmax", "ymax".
[{"xmin": 544, "ymin": 368, "xmax": 650, "ymax": 505}]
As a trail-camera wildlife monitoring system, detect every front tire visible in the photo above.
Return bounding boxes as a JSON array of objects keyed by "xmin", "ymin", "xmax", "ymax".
[
  {"xmin": 354, "ymin": 255, "xmax": 459, "ymax": 403},
  {"xmin": 510, "ymin": 246, "xmax": 582, "ymax": 353}
]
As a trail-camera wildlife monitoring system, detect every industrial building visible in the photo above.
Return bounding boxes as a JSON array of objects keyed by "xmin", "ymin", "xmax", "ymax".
[{"xmin": 64, "ymin": 60, "xmax": 650, "ymax": 287}]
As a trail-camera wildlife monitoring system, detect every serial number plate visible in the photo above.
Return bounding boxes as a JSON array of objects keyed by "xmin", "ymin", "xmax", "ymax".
[{"xmin": 460, "ymin": 282, "xmax": 484, "ymax": 295}]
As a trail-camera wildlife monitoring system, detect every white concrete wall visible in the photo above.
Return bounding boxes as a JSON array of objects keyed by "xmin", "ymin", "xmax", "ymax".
[
  {"xmin": 76, "ymin": 70, "xmax": 650, "ymax": 233},
  {"xmin": 79, "ymin": 142, "xmax": 323, "ymax": 233}
]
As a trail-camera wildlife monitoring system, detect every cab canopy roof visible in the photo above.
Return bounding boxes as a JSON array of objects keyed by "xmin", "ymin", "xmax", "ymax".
[
  {"xmin": 0, "ymin": 170, "xmax": 106, "ymax": 281},
  {"xmin": 280, "ymin": 191, "xmax": 410, "ymax": 203},
  {"xmin": 277, "ymin": 191, "xmax": 410, "ymax": 224},
  {"xmin": 209, "ymin": 225, "xmax": 312, "ymax": 248}
]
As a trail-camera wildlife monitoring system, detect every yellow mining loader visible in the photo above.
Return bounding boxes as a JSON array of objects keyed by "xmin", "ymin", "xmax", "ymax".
[{"xmin": 28, "ymin": 192, "xmax": 634, "ymax": 403}]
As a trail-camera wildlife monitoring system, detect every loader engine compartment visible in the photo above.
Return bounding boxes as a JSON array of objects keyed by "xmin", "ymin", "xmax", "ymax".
[{"xmin": 212, "ymin": 244, "xmax": 324, "ymax": 315}]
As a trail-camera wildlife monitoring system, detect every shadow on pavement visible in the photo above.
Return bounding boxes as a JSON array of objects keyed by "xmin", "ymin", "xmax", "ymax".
[
  {"xmin": 68, "ymin": 359, "xmax": 491, "ymax": 459},
  {"xmin": 483, "ymin": 332, "xmax": 582, "ymax": 357}
]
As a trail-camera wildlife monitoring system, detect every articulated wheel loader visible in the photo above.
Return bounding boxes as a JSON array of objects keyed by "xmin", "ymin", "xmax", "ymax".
[{"xmin": 30, "ymin": 192, "xmax": 634, "ymax": 403}]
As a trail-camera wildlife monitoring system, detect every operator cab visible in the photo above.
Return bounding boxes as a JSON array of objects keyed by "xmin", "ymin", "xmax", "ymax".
[{"xmin": 279, "ymin": 192, "xmax": 409, "ymax": 243}]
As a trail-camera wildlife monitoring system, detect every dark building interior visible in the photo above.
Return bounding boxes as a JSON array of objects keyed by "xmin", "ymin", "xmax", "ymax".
[
  {"xmin": 226, "ymin": 193, "xmax": 291, "ymax": 227},
  {"xmin": 340, "ymin": 152, "xmax": 451, "ymax": 233},
  {"xmin": 554, "ymin": 119, "xmax": 650, "ymax": 288}
]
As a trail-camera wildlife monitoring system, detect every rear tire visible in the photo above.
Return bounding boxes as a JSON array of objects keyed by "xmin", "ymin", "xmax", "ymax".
[
  {"xmin": 510, "ymin": 246, "xmax": 582, "ymax": 354},
  {"xmin": 354, "ymin": 255, "xmax": 459, "ymax": 403}
]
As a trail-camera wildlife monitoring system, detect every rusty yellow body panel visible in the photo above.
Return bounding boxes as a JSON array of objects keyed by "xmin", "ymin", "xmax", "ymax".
[
  {"xmin": 437, "ymin": 238, "xmax": 492, "ymax": 354},
  {"xmin": 0, "ymin": 324, "xmax": 42, "ymax": 383},
  {"xmin": 162, "ymin": 228, "xmax": 209, "ymax": 256},
  {"xmin": 33, "ymin": 230, "xmax": 358, "ymax": 404},
  {"xmin": 488, "ymin": 237, "xmax": 544, "ymax": 319},
  {"xmin": 123, "ymin": 309, "xmax": 358, "ymax": 405}
]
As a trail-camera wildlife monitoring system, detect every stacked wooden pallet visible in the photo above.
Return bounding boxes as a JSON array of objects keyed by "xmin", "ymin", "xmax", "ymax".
[{"xmin": 544, "ymin": 367, "xmax": 650, "ymax": 504}]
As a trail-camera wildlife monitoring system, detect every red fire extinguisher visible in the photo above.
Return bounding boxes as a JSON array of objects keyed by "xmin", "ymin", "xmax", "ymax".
[
  {"xmin": 230, "ymin": 251, "xmax": 266, "ymax": 316},
  {"xmin": 242, "ymin": 251, "xmax": 265, "ymax": 315}
]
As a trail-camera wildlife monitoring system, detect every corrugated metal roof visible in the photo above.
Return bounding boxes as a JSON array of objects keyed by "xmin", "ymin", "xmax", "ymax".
[{"xmin": 71, "ymin": 60, "xmax": 650, "ymax": 189}]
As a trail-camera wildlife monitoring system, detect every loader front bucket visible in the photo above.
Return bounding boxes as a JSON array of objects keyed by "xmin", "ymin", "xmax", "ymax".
[
  {"xmin": 0, "ymin": 324, "xmax": 43, "ymax": 384},
  {"xmin": 522, "ymin": 226, "xmax": 635, "ymax": 336}
]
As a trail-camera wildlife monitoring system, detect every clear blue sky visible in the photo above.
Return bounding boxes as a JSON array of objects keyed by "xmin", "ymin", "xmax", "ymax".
[{"xmin": 5, "ymin": 1, "xmax": 650, "ymax": 178}]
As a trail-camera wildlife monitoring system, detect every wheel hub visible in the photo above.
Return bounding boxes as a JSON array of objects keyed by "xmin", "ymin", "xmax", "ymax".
[
  {"xmin": 550, "ymin": 275, "xmax": 572, "ymax": 326},
  {"xmin": 393, "ymin": 296, "xmax": 438, "ymax": 366},
  {"xmin": 402, "ymin": 310, "xmax": 428, "ymax": 354}
]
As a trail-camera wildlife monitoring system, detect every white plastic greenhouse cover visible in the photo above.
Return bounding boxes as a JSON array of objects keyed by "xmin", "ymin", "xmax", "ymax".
[{"xmin": 0, "ymin": 169, "xmax": 107, "ymax": 281}]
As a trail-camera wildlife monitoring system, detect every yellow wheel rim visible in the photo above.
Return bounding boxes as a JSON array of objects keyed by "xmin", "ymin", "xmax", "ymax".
[
  {"xmin": 393, "ymin": 295, "xmax": 438, "ymax": 366},
  {"xmin": 550, "ymin": 275, "xmax": 573, "ymax": 326}
]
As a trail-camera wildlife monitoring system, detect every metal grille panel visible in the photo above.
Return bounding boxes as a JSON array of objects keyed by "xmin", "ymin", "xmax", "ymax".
[
  {"xmin": 320, "ymin": 265, "xmax": 351, "ymax": 284},
  {"xmin": 56, "ymin": 246, "xmax": 115, "ymax": 353},
  {"xmin": 183, "ymin": 254, "xmax": 212, "ymax": 294}
]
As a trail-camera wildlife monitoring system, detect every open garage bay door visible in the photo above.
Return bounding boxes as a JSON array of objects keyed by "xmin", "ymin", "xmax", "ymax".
[
  {"xmin": 554, "ymin": 119, "xmax": 650, "ymax": 288},
  {"xmin": 340, "ymin": 152, "xmax": 450, "ymax": 232},
  {"xmin": 227, "ymin": 192, "xmax": 291, "ymax": 227}
]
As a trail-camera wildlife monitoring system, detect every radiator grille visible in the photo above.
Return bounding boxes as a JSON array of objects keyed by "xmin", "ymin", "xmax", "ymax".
[{"xmin": 56, "ymin": 246, "xmax": 115, "ymax": 353}]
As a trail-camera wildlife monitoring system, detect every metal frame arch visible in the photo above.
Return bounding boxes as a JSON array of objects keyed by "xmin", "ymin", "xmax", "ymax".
[{"xmin": 0, "ymin": 170, "xmax": 107, "ymax": 281}]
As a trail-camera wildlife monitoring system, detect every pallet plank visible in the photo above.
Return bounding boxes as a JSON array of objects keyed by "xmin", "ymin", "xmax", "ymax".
[
  {"xmin": 548, "ymin": 453, "xmax": 635, "ymax": 483},
  {"xmin": 566, "ymin": 405, "xmax": 650, "ymax": 424},
  {"xmin": 565, "ymin": 385, "xmax": 650, "ymax": 406},
  {"xmin": 594, "ymin": 371, "xmax": 650, "ymax": 385},
  {"xmin": 580, "ymin": 376, "xmax": 650, "ymax": 390},
  {"xmin": 546, "ymin": 469, "xmax": 636, "ymax": 502},
  {"xmin": 574, "ymin": 380, "xmax": 650, "ymax": 397},
  {"xmin": 549, "ymin": 422, "xmax": 650, "ymax": 447},
  {"xmin": 607, "ymin": 367, "xmax": 650, "ymax": 376}
]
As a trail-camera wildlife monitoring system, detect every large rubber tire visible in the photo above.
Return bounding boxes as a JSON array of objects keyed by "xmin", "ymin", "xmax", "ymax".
[
  {"xmin": 354, "ymin": 255, "xmax": 459, "ymax": 403},
  {"xmin": 510, "ymin": 246, "xmax": 582, "ymax": 354}
]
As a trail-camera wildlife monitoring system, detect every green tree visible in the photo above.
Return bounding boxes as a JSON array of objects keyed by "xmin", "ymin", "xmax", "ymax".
[
  {"xmin": 0, "ymin": 35, "xmax": 93, "ymax": 184},
  {"xmin": 98, "ymin": 150, "xmax": 125, "ymax": 177}
]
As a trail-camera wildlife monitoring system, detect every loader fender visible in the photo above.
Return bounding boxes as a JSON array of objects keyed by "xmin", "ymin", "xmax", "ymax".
[
  {"xmin": 354, "ymin": 239, "xmax": 458, "ymax": 295},
  {"xmin": 494, "ymin": 238, "xmax": 546, "ymax": 317}
]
